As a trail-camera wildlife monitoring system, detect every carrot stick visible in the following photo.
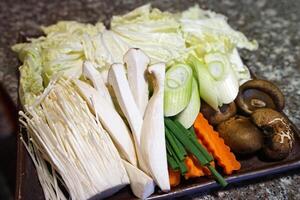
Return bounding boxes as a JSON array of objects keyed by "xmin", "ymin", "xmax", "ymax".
[
  {"xmin": 194, "ymin": 113, "xmax": 241, "ymax": 175},
  {"xmin": 168, "ymin": 168, "xmax": 181, "ymax": 187}
]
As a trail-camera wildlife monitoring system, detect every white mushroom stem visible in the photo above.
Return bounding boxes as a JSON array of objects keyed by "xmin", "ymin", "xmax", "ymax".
[
  {"xmin": 82, "ymin": 61, "xmax": 114, "ymax": 107},
  {"xmin": 108, "ymin": 63, "xmax": 148, "ymax": 172},
  {"xmin": 123, "ymin": 48, "xmax": 150, "ymax": 117},
  {"xmin": 122, "ymin": 160, "xmax": 155, "ymax": 199},
  {"xmin": 73, "ymin": 79, "xmax": 137, "ymax": 166},
  {"xmin": 140, "ymin": 63, "xmax": 170, "ymax": 192}
]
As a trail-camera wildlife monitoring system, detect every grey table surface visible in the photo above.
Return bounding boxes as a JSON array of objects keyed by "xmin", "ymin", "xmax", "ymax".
[{"xmin": 1, "ymin": 0, "xmax": 300, "ymax": 199}]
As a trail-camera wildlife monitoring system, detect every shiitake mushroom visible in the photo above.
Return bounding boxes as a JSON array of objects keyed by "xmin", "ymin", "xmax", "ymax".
[
  {"xmin": 251, "ymin": 108, "xmax": 294, "ymax": 160},
  {"xmin": 217, "ymin": 115, "xmax": 264, "ymax": 154},
  {"xmin": 200, "ymin": 101, "xmax": 237, "ymax": 126},
  {"xmin": 236, "ymin": 79, "xmax": 285, "ymax": 115}
]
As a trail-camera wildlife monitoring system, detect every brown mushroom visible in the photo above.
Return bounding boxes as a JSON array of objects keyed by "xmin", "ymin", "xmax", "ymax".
[
  {"xmin": 236, "ymin": 79, "xmax": 285, "ymax": 115},
  {"xmin": 200, "ymin": 101, "xmax": 237, "ymax": 126},
  {"xmin": 217, "ymin": 115, "xmax": 264, "ymax": 154},
  {"xmin": 251, "ymin": 108, "xmax": 294, "ymax": 160}
]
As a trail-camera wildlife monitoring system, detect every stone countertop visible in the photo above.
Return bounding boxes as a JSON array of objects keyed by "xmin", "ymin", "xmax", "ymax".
[{"xmin": 1, "ymin": 0, "xmax": 299, "ymax": 199}]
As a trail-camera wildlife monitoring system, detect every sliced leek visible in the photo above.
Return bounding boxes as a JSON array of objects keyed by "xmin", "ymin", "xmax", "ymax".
[
  {"xmin": 205, "ymin": 52, "xmax": 239, "ymax": 105},
  {"xmin": 175, "ymin": 78, "xmax": 201, "ymax": 128},
  {"xmin": 164, "ymin": 63, "xmax": 193, "ymax": 116},
  {"xmin": 188, "ymin": 55, "xmax": 219, "ymax": 110}
]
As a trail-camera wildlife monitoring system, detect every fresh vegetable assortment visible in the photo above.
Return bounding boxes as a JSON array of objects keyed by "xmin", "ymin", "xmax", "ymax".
[{"xmin": 13, "ymin": 4, "xmax": 295, "ymax": 200}]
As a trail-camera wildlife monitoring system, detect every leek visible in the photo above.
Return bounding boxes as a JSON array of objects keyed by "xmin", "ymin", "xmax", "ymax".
[
  {"xmin": 175, "ymin": 78, "xmax": 201, "ymax": 128},
  {"xmin": 188, "ymin": 52, "xmax": 239, "ymax": 109},
  {"xmin": 188, "ymin": 55, "xmax": 219, "ymax": 110},
  {"xmin": 204, "ymin": 52, "xmax": 239, "ymax": 105},
  {"xmin": 164, "ymin": 63, "xmax": 193, "ymax": 116}
]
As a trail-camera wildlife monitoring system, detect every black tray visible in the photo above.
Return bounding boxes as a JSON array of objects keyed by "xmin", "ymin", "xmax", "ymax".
[{"xmin": 15, "ymin": 72, "xmax": 300, "ymax": 200}]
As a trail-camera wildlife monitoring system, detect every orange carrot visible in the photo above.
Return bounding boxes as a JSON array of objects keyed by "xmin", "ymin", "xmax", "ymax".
[
  {"xmin": 194, "ymin": 113, "xmax": 241, "ymax": 175},
  {"xmin": 168, "ymin": 168, "xmax": 181, "ymax": 187},
  {"xmin": 184, "ymin": 155, "xmax": 205, "ymax": 179}
]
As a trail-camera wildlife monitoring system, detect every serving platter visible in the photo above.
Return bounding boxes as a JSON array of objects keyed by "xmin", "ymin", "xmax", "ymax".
[{"xmin": 15, "ymin": 67, "xmax": 300, "ymax": 200}]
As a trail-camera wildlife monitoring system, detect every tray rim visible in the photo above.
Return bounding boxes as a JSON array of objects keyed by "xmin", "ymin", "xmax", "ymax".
[{"xmin": 148, "ymin": 155, "xmax": 300, "ymax": 199}]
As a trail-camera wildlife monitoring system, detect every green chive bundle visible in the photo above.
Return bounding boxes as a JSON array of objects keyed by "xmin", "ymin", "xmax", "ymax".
[{"xmin": 165, "ymin": 118, "xmax": 228, "ymax": 187}]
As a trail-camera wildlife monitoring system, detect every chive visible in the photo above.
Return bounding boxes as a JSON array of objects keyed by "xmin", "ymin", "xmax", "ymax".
[
  {"xmin": 166, "ymin": 139, "xmax": 173, "ymax": 157},
  {"xmin": 165, "ymin": 118, "xmax": 209, "ymax": 166},
  {"xmin": 187, "ymin": 126, "xmax": 213, "ymax": 162},
  {"xmin": 208, "ymin": 166, "xmax": 228, "ymax": 187},
  {"xmin": 173, "ymin": 153, "xmax": 187, "ymax": 175},
  {"xmin": 166, "ymin": 135, "xmax": 187, "ymax": 174},
  {"xmin": 165, "ymin": 118, "xmax": 228, "ymax": 187},
  {"xmin": 188, "ymin": 127, "xmax": 198, "ymax": 140},
  {"xmin": 172, "ymin": 130, "xmax": 187, "ymax": 156},
  {"xmin": 165, "ymin": 128, "xmax": 185, "ymax": 161},
  {"xmin": 167, "ymin": 153, "xmax": 179, "ymax": 170}
]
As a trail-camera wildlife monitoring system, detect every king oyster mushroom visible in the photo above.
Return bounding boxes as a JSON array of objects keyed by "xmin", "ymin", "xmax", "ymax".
[
  {"xmin": 200, "ymin": 101, "xmax": 237, "ymax": 126},
  {"xmin": 251, "ymin": 108, "xmax": 295, "ymax": 160},
  {"xmin": 236, "ymin": 79, "xmax": 285, "ymax": 115},
  {"xmin": 217, "ymin": 115, "xmax": 264, "ymax": 154}
]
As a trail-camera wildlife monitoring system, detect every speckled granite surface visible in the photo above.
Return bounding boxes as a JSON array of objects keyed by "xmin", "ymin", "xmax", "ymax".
[{"xmin": 1, "ymin": 0, "xmax": 299, "ymax": 199}]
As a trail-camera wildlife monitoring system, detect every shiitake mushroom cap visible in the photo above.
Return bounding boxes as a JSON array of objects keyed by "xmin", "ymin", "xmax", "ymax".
[
  {"xmin": 200, "ymin": 101, "xmax": 237, "ymax": 126},
  {"xmin": 251, "ymin": 108, "xmax": 294, "ymax": 160},
  {"xmin": 236, "ymin": 79, "xmax": 285, "ymax": 115},
  {"xmin": 217, "ymin": 115, "xmax": 264, "ymax": 155}
]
